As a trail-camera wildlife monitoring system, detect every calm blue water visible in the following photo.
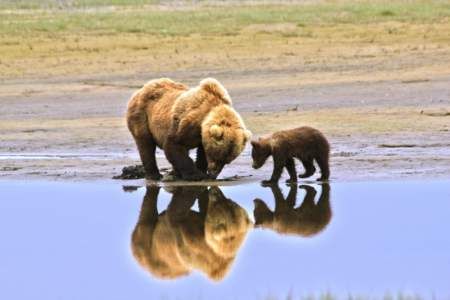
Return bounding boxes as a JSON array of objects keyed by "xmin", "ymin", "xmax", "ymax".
[{"xmin": 0, "ymin": 180, "xmax": 449, "ymax": 300}]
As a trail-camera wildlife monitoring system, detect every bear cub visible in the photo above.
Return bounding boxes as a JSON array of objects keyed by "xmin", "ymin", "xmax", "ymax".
[{"xmin": 251, "ymin": 126, "xmax": 330, "ymax": 184}]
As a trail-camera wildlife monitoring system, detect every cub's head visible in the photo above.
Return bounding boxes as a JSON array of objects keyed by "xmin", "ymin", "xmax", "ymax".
[
  {"xmin": 204, "ymin": 187, "xmax": 252, "ymax": 258},
  {"xmin": 253, "ymin": 198, "xmax": 274, "ymax": 228},
  {"xmin": 250, "ymin": 138, "xmax": 272, "ymax": 169},
  {"xmin": 201, "ymin": 105, "xmax": 251, "ymax": 179}
]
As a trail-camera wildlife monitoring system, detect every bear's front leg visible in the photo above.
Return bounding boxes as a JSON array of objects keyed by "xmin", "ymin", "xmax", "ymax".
[{"xmin": 164, "ymin": 139, "xmax": 207, "ymax": 181}]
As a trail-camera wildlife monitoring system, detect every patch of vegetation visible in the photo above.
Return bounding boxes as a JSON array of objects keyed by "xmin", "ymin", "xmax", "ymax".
[
  {"xmin": 1, "ymin": 1, "xmax": 450, "ymax": 37},
  {"xmin": 380, "ymin": 9, "xmax": 396, "ymax": 16},
  {"xmin": 1, "ymin": 0, "xmax": 449, "ymax": 79},
  {"xmin": 0, "ymin": 0, "xmax": 160, "ymax": 9}
]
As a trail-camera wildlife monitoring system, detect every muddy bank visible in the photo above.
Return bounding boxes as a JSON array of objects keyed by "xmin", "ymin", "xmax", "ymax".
[{"xmin": 0, "ymin": 72, "xmax": 449, "ymax": 182}]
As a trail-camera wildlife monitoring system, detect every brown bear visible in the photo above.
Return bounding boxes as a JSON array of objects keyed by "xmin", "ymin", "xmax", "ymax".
[
  {"xmin": 126, "ymin": 78, "xmax": 251, "ymax": 181},
  {"xmin": 253, "ymin": 184, "xmax": 331, "ymax": 237},
  {"xmin": 131, "ymin": 185, "xmax": 251, "ymax": 281},
  {"xmin": 251, "ymin": 126, "xmax": 330, "ymax": 185}
]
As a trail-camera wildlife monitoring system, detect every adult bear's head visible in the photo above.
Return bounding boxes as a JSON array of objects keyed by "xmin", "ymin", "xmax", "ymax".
[
  {"xmin": 200, "ymin": 79, "xmax": 251, "ymax": 179},
  {"xmin": 204, "ymin": 187, "xmax": 252, "ymax": 259}
]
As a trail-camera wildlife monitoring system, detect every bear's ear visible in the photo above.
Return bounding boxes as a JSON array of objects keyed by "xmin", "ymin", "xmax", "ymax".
[
  {"xmin": 209, "ymin": 124, "xmax": 224, "ymax": 140},
  {"xmin": 199, "ymin": 78, "xmax": 232, "ymax": 104},
  {"xmin": 250, "ymin": 140, "xmax": 259, "ymax": 148}
]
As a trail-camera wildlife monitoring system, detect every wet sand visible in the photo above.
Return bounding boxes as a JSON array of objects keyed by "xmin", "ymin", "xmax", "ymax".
[{"xmin": 0, "ymin": 70, "xmax": 449, "ymax": 182}]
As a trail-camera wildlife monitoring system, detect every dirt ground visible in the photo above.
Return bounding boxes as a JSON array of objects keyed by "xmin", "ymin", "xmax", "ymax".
[{"xmin": 1, "ymin": 66, "xmax": 449, "ymax": 183}]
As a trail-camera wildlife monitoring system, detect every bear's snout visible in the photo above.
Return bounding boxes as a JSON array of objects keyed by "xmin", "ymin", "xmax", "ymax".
[
  {"xmin": 207, "ymin": 162, "xmax": 224, "ymax": 179},
  {"xmin": 207, "ymin": 170, "xmax": 220, "ymax": 179}
]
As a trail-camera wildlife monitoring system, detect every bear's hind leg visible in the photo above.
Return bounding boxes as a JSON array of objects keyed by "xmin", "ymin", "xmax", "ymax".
[
  {"xmin": 299, "ymin": 159, "xmax": 316, "ymax": 178},
  {"xmin": 138, "ymin": 186, "xmax": 160, "ymax": 224},
  {"xmin": 315, "ymin": 155, "xmax": 330, "ymax": 181},
  {"xmin": 134, "ymin": 136, "xmax": 162, "ymax": 180},
  {"xmin": 285, "ymin": 157, "xmax": 297, "ymax": 183}
]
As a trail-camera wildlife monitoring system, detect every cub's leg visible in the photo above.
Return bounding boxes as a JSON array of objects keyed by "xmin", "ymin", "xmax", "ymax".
[
  {"xmin": 195, "ymin": 145, "xmax": 208, "ymax": 173},
  {"xmin": 318, "ymin": 183, "xmax": 330, "ymax": 208},
  {"xmin": 297, "ymin": 185, "xmax": 317, "ymax": 211},
  {"xmin": 285, "ymin": 157, "xmax": 297, "ymax": 183},
  {"xmin": 299, "ymin": 159, "xmax": 316, "ymax": 178},
  {"xmin": 315, "ymin": 155, "xmax": 330, "ymax": 181},
  {"xmin": 285, "ymin": 183, "xmax": 298, "ymax": 207},
  {"xmin": 262, "ymin": 152, "xmax": 285, "ymax": 186}
]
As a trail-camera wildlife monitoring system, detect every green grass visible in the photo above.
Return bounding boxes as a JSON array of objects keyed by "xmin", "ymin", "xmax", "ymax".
[
  {"xmin": 1, "ymin": 1, "xmax": 450, "ymax": 37},
  {"xmin": 0, "ymin": 0, "xmax": 160, "ymax": 9}
]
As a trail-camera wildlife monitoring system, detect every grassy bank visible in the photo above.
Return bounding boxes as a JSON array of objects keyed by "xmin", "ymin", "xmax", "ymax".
[
  {"xmin": 1, "ymin": 1, "xmax": 449, "ymax": 79},
  {"xmin": 2, "ymin": 1, "xmax": 450, "ymax": 35}
]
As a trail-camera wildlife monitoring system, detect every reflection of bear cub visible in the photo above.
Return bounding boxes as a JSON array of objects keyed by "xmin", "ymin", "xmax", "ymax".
[
  {"xmin": 254, "ymin": 184, "xmax": 331, "ymax": 237},
  {"xmin": 251, "ymin": 126, "xmax": 330, "ymax": 184},
  {"xmin": 127, "ymin": 78, "xmax": 251, "ymax": 181},
  {"xmin": 131, "ymin": 186, "xmax": 251, "ymax": 281}
]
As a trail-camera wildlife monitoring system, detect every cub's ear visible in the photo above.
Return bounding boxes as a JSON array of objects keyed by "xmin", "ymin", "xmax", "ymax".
[
  {"xmin": 250, "ymin": 140, "xmax": 259, "ymax": 148},
  {"xmin": 209, "ymin": 124, "xmax": 224, "ymax": 140}
]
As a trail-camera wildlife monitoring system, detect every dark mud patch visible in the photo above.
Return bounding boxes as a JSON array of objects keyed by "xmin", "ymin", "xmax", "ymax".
[
  {"xmin": 122, "ymin": 185, "xmax": 142, "ymax": 192},
  {"xmin": 379, "ymin": 143, "xmax": 450, "ymax": 148},
  {"xmin": 333, "ymin": 151, "xmax": 358, "ymax": 157},
  {"xmin": 379, "ymin": 144, "xmax": 417, "ymax": 148},
  {"xmin": 81, "ymin": 80, "xmax": 142, "ymax": 89},
  {"xmin": 420, "ymin": 109, "xmax": 450, "ymax": 117},
  {"xmin": 113, "ymin": 165, "xmax": 146, "ymax": 179},
  {"xmin": 0, "ymin": 167, "xmax": 22, "ymax": 172},
  {"xmin": 401, "ymin": 78, "xmax": 430, "ymax": 84},
  {"xmin": 21, "ymin": 129, "xmax": 51, "ymax": 133}
]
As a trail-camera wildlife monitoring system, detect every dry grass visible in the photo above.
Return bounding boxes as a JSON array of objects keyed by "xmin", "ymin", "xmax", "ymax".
[{"xmin": 0, "ymin": 1, "xmax": 449, "ymax": 80}]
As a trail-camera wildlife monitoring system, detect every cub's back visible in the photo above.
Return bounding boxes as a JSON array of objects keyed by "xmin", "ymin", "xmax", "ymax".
[{"xmin": 272, "ymin": 126, "xmax": 329, "ymax": 156}]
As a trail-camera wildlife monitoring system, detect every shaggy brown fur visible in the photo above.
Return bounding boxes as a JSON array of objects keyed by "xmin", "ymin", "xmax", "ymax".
[
  {"xmin": 127, "ymin": 78, "xmax": 251, "ymax": 180},
  {"xmin": 131, "ymin": 186, "xmax": 251, "ymax": 281},
  {"xmin": 254, "ymin": 184, "xmax": 331, "ymax": 237},
  {"xmin": 251, "ymin": 126, "xmax": 330, "ymax": 184}
]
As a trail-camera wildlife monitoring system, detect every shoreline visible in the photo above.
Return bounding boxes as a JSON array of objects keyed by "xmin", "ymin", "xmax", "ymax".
[{"xmin": 1, "ymin": 75, "xmax": 449, "ymax": 182}]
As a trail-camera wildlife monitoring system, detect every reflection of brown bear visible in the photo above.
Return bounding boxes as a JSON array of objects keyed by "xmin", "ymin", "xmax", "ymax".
[
  {"xmin": 131, "ymin": 185, "xmax": 251, "ymax": 281},
  {"xmin": 126, "ymin": 78, "xmax": 251, "ymax": 181},
  {"xmin": 253, "ymin": 184, "xmax": 331, "ymax": 237},
  {"xmin": 251, "ymin": 126, "xmax": 330, "ymax": 184}
]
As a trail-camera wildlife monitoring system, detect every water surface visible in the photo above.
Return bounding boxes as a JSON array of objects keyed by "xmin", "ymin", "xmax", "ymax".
[{"xmin": 1, "ymin": 180, "xmax": 449, "ymax": 299}]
